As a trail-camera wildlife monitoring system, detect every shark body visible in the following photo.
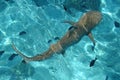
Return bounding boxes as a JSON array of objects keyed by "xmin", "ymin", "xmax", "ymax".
[{"xmin": 12, "ymin": 11, "xmax": 102, "ymax": 62}]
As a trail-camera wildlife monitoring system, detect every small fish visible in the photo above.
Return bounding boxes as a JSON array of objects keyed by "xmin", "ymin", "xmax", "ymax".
[
  {"xmin": 48, "ymin": 40, "xmax": 52, "ymax": 43},
  {"xmin": 82, "ymin": 5, "xmax": 87, "ymax": 9},
  {"xmin": 114, "ymin": 21, "xmax": 120, "ymax": 28},
  {"xmin": 105, "ymin": 75, "xmax": 108, "ymax": 80},
  {"xmin": 54, "ymin": 37, "xmax": 60, "ymax": 40},
  {"xmin": 0, "ymin": 50, "xmax": 5, "ymax": 57},
  {"xmin": 5, "ymin": 0, "xmax": 9, "ymax": 1},
  {"xmin": 89, "ymin": 57, "xmax": 97, "ymax": 67},
  {"xmin": 19, "ymin": 31, "xmax": 26, "ymax": 36},
  {"xmin": 21, "ymin": 60, "xmax": 27, "ymax": 64},
  {"xmin": 63, "ymin": 5, "xmax": 67, "ymax": 11},
  {"xmin": 8, "ymin": 53, "xmax": 18, "ymax": 61}
]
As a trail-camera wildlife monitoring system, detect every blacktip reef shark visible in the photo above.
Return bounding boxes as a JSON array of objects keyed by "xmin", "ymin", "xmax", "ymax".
[{"xmin": 11, "ymin": 11, "xmax": 102, "ymax": 62}]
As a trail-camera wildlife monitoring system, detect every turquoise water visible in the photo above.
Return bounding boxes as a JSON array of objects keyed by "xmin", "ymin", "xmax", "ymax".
[{"xmin": 0, "ymin": 0, "xmax": 120, "ymax": 80}]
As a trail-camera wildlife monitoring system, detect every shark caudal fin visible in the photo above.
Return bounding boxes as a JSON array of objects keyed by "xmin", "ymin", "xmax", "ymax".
[
  {"xmin": 11, "ymin": 42, "xmax": 31, "ymax": 63},
  {"xmin": 11, "ymin": 42, "xmax": 55, "ymax": 62}
]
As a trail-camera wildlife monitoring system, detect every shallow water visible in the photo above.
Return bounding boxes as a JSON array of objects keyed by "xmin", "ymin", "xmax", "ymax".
[{"xmin": 0, "ymin": 0, "xmax": 120, "ymax": 80}]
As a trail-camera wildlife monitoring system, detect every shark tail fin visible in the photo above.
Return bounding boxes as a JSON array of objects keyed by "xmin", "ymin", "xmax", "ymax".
[
  {"xmin": 11, "ymin": 42, "xmax": 31, "ymax": 63},
  {"xmin": 11, "ymin": 42, "xmax": 54, "ymax": 62}
]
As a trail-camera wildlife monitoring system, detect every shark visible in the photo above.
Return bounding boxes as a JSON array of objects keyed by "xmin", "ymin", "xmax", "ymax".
[{"xmin": 11, "ymin": 11, "xmax": 102, "ymax": 62}]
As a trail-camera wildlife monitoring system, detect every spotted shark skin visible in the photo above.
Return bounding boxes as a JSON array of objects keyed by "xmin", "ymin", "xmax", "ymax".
[{"xmin": 11, "ymin": 11, "xmax": 102, "ymax": 62}]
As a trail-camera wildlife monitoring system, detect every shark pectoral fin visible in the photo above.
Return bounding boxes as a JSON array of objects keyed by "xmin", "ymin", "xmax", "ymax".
[
  {"xmin": 21, "ymin": 60, "xmax": 27, "ymax": 64},
  {"xmin": 88, "ymin": 32, "xmax": 96, "ymax": 50},
  {"xmin": 62, "ymin": 20, "xmax": 76, "ymax": 26},
  {"xmin": 54, "ymin": 37, "xmax": 60, "ymax": 40}
]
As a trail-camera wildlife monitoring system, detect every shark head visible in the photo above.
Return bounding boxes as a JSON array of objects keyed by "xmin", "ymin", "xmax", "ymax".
[{"xmin": 77, "ymin": 11, "xmax": 102, "ymax": 32}]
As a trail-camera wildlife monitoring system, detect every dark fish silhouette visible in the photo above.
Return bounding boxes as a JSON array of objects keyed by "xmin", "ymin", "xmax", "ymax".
[
  {"xmin": 89, "ymin": 57, "xmax": 97, "ymax": 67},
  {"xmin": 63, "ymin": 5, "xmax": 73, "ymax": 15},
  {"xmin": 0, "ymin": 50, "xmax": 5, "ymax": 57},
  {"xmin": 48, "ymin": 40, "xmax": 52, "ymax": 43},
  {"xmin": 54, "ymin": 37, "xmax": 60, "ymax": 40},
  {"xmin": 19, "ymin": 31, "xmax": 26, "ymax": 36},
  {"xmin": 5, "ymin": 0, "xmax": 13, "ymax": 1},
  {"xmin": 21, "ymin": 60, "xmax": 27, "ymax": 64},
  {"xmin": 5, "ymin": 0, "xmax": 14, "ymax": 4},
  {"xmin": 105, "ymin": 75, "xmax": 108, "ymax": 80},
  {"xmin": 114, "ymin": 21, "xmax": 120, "ymax": 28},
  {"xmin": 81, "ymin": 5, "xmax": 87, "ymax": 9},
  {"xmin": 63, "ymin": 5, "xmax": 67, "ymax": 11},
  {"xmin": 8, "ymin": 53, "xmax": 18, "ymax": 60}
]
